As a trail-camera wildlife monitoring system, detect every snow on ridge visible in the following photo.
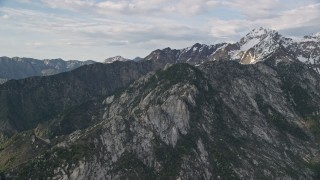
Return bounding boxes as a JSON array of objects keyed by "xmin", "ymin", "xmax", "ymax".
[
  {"xmin": 143, "ymin": 28, "xmax": 320, "ymax": 67},
  {"xmin": 241, "ymin": 38, "xmax": 260, "ymax": 51},
  {"xmin": 193, "ymin": 46, "xmax": 198, "ymax": 52},
  {"xmin": 297, "ymin": 55, "xmax": 309, "ymax": 63}
]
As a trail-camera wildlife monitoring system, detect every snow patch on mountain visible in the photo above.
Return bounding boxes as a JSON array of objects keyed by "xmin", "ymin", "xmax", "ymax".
[
  {"xmin": 104, "ymin": 56, "xmax": 130, "ymax": 64},
  {"xmin": 297, "ymin": 55, "xmax": 308, "ymax": 63},
  {"xmin": 240, "ymin": 38, "xmax": 260, "ymax": 51}
]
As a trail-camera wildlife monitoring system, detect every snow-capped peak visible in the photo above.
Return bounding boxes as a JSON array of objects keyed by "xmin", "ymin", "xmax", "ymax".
[
  {"xmin": 239, "ymin": 27, "xmax": 278, "ymax": 46},
  {"xmin": 104, "ymin": 56, "xmax": 130, "ymax": 64},
  {"xmin": 248, "ymin": 27, "xmax": 275, "ymax": 36},
  {"xmin": 228, "ymin": 27, "xmax": 287, "ymax": 64}
]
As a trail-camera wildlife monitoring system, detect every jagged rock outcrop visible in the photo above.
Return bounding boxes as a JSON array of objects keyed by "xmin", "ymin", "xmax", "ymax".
[{"xmin": 2, "ymin": 58, "xmax": 320, "ymax": 179}]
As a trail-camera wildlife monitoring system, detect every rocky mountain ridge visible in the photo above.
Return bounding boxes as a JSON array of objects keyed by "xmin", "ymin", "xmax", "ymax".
[
  {"xmin": 145, "ymin": 27, "xmax": 320, "ymax": 72},
  {"xmin": 2, "ymin": 27, "xmax": 320, "ymax": 84},
  {"xmin": 1, "ymin": 57, "xmax": 320, "ymax": 179},
  {"xmin": 1, "ymin": 28, "xmax": 320, "ymax": 179}
]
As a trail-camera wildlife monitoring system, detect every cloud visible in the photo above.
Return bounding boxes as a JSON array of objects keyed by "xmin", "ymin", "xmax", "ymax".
[
  {"xmin": 40, "ymin": 0, "xmax": 220, "ymax": 16},
  {"xmin": 26, "ymin": 41, "xmax": 44, "ymax": 47},
  {"xmin": 17, "ymin": 0, "xmax": 32, "ymax": 3},
  {"xmin": 1, "ymin": 14, "xmax": 9, "ymax": 19},
  {"xmin": 175, "ymin": 0, "xmax": 221, "ymax": 16},
  {"xmin": 273, "ymin": 3, "xmax": 320, "ymax": 30},
  {"xmin": 209, "ymin": 2, "xmax": 320, "ymax": 39},
  {"xmin": 0, "ymin": 7, "xmax": 210, "ymax": 48},
  {"xmin": 96, "ymin": 0, "xmax": 173, "ymax": 15},
  {"xmin": 41, "ymin": 0, "xmax": 95, "ymax": 11},
  {"xmin": 220, "ymin": 0, "xmax": 281, "ymax": 19}
]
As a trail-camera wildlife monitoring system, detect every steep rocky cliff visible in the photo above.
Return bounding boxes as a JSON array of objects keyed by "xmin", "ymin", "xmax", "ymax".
[{"xmin": 1, "ymin": 57, "xmax": 320, "ymax": 179}]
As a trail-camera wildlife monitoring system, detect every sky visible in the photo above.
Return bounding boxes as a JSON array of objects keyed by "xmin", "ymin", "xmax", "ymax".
[{"xmin": 0, "ymin": 0, "xmax": 320, "ymax": 62}]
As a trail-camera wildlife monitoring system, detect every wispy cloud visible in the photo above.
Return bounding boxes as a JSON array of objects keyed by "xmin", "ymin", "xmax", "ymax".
[
  {"xmin": 1, "ymin": 6, "xmax": 210, "ymax": 44},
  {"xmin": 220, "ymin": 0, "xmax": 282, "ymax": 19},
  {"xmin": 26, "ymin": 41, "xmax": 44, "ymax": 47},
  {"xmin": 41, "ymin": 0, "xmax": 95, "ymax": 11},
  {"xmin": 209, "ymin": 2, "xmax": 320, "ymax": 40},
  {"xmin": 0, "ymin": 14, "xmax": 9, "ymax": 19},
  {"xmin": 38, "ymin": 0, "xmax": 220, "ymax": 16},
  {"xmin": 17, "ymin": 0, "xmax": 32, "ymax": 3}
]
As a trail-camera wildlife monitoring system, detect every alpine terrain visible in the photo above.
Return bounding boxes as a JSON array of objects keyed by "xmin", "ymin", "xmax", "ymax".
[{"xmin": 1, "ymin": 28, "xmax": 320, "ymax": 179}]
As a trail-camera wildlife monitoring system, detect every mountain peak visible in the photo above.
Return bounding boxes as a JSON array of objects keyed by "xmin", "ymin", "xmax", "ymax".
[
  {"xmin": 238, "ymin": 28, "xmax": 278, "ymax": 52},
  {"xmin": 104, "ymin": 56, "xmax": 130, "ymax": 64},
  {"xmin": 250, "ymin": 27, "xmax": 275, "ymax": 34},
  {"xmin": 242, "ymin": 27, "xmax": 278, "ymax": 42},
  {"xmin": 192, "ymin": 43, "xmax": 202, "ymax": 48},
  {"xmin": 163, "ymin": 47, "xmax": 172, "ymax": 52}
]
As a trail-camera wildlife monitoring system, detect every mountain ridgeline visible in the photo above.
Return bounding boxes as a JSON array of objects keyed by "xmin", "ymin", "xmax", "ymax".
[
  {"xmin": 0, "ymin": 57, "xmax": 96, "ymax": 83},
  {"xmin": 1, "ymin": 27, "xmax": 320, "ymax": 83},
  {"xmin": 145, "ymin": 27, "xmax": 320, "ymax": 72},
  {"xmin": 1, "ymin": 28, "xmax": 320, "ymax": 179},
  {"xmin": 0, "ymin": 56, "xmax": 140, "ymax": 84}
]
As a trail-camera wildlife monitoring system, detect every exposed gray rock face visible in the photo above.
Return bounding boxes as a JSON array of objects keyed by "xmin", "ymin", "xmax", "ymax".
[
  {"xmin": 4, "ymin": 59, "xmax": 320, "ymax": 179},
  {"xmin": 0, "ymin": 60, "xmax": 164, "ymax": 143},
  {"xmin": 0, "ymin": 56, "xmax": 95, "ymax": 83}
]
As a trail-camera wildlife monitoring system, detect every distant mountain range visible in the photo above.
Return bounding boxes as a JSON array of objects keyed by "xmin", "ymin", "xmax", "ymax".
[
  {"xmin": 1, "ymin": 28, "xmax": 320, "ymax": 179},
  {"xmin": 0, "ymin": 56, "xmax": 146, "ymax": 84},
  {"xmin": 145, "ymin": 27, "xmax": 320, "ymax": 72},
  {"xmin": 1, "ymin": 27, "xmax": 320, "ymax": 84},
  {"xmin": 0, "ymin": 57, "xmax": 95, "ymax": 83}
]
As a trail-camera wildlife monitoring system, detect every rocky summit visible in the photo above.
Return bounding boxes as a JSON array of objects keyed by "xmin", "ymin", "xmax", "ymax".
[{"xmin": 1, "ymin": 28, "xmax": 320, "ymax": 179}]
